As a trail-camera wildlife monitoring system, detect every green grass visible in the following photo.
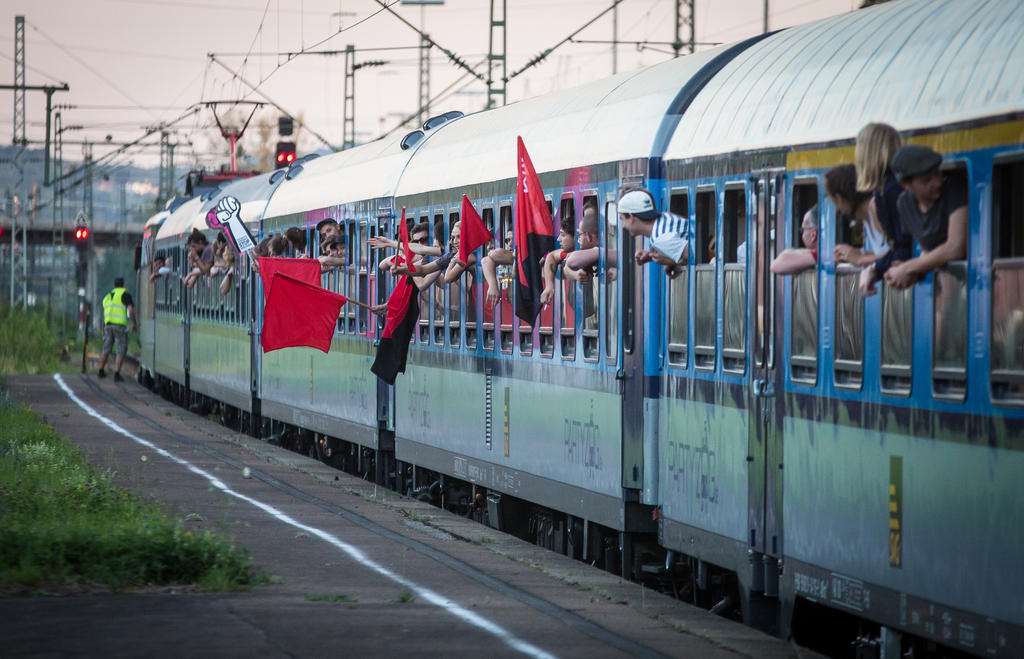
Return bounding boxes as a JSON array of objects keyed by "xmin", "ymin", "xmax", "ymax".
[
  {"xmin": 394, "ymin": 588, "xmax": 416, "ymax": 604},
  {"xmin": 0, "ymin": 304, "xmax": 79, "ymax": 375},
  {"xmin": 0, "ymin": 395, "xmax": 267, "ymax": 592}
]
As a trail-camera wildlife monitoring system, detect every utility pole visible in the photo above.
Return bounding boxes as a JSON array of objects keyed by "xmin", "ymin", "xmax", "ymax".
[
  {"xmin": 342, "ymin": 47, "xmax": 386, "ymax": 149},
  {"xmin": 673, "ymin": 0, "xmax": 696, "ymax": 57},
  {"xmin": 82, "ymin": 140, "xmax": 96, "ymax": 335},
  {"xmin": 764, "ymin": 0, "xmax": 769, "ymax": 33},
  {"xmin": 418, "ymin": 34, "xmax": 430, "ymax": 125},
  {"xmin": 487, "ymin": 0, "xmax": 507, "ymax": 109},
  {"xmin": 343, "ymin": 45, "xmax": 356, "ymax": 149},
  {"xmin": 11, "ymin": 15, "xmax": 25, "ymax": 307},
  {"xmin": 54, "ymin": 111, "xmax": 65, "ymax": 335},
  {"xmin": 612, "ymin": 2, "xmax": 618, "ymax": 74}
]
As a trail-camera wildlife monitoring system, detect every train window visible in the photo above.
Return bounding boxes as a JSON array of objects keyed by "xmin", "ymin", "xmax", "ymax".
[
  {"xmin": 581, "ymin": 195, "xmax": 599, "ymax": 362},
  {"xmin": 722, "ymin": 185, "xmax": 746, "ymax": 374},
  {"xmin": 433, "ymin": 214, "xmax": 446, "ymax": 346},
  {"xmin": 479, "ymin": 206, "xmax": 495, "ymax": 351},
  {"xmin": 694, "ymin": 188, "xmax": 716, "ymax": 370},
  {"xmin": 605, "ymin": 200, "xmax": 619, "ymax": 364},
  {"xmin": 556, "ymin": 195, "xmax": 575, "ymax": 360},
  {"xmin": 881, "ymin": 286, "xmax": 913, "ymax": 396},
  {"xmin": 346, "ymin": 221, "xmax": 358, "ymax": 334},
  {"xmin": 933, "ymin": 265, "xmax": 967, "ymax": 400},
  {"xmin": 447, "ymin": 209, "xmax": 461, "ymax": 348},
  {"xmin": 791, "ymin": 181, "xmax": 819, "ymax": 384},
  {"xmin": 834, "ymin": 264, "xmax": 864, "ymax": 390},
  {"xmin": 498, "ymin": 204, "xmax": 514, "ymax": 353},
  {"xmin": 360, "ymin": 220, "xmax": 374, "ymax": 338},
  {"xmin": 667, "ymin": 189, "xmax": 688, "ymax": 367},
  {"xmin": 621, "ymin": 211, "xmax": 635, "ymax": 356},
  {"xmin": 832, "ymin": 172, "xmax": 863, "ymax": 390},
  {"xmin": 522, "ymin": 200, "xmax": 554, "ymax": 356},
  {"xmin": 416, "ymin": 214, "xmax": 430, "ymax": 344},
  {"xmin": 932, "ymin": 164, "xmax": 969, "ymax": 401},
  {"xmin": 991, "ymin": 159, "xmax": 1024, "ymax": 404}
]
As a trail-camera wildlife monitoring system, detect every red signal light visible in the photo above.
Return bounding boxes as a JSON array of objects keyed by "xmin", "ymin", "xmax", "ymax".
[
  {"xmin": 286, "ymin": 152, "xmax": 295, "ymax": 164},
  {"xmin": 75, "ymin": 227, "xmax": 89, "ymax": 240},
  {"xmin": 276, "ymin": 152, "xmax": 286, "ymax": 163}
]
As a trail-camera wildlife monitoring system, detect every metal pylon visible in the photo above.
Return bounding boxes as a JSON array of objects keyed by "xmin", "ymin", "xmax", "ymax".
[
  {"xmin": 343, "ymin": 45, "xmax": 355, "ymax": 149},
  {"xmin": 10, "ymin": 15, "xmax": 26, "ymax": 306},
  {"xmin": 674, "ymin": 0, "xmax": 696, "ymax": 56},
  {"xmin": 158, "ymin": 131, "xmax": 170, "ymax": 204},
  {"xmin": 13, "ymin": 16, "xmax": 26, "ymax": 169},
  {"xmin": 418, "ymin": 34, "xmax": 430, "ymax": 125},
  {"xmin": 487, "ymin": 0, "xmax": 507, "ymax": 109}
]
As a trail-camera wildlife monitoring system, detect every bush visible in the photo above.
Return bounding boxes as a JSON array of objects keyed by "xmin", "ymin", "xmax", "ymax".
[
  {"xmin": 0, "ymin": 304, "xmax": 76, "ymax": 375},
  {"xmin": 0, "ymin": 395, "xmax": 266, "ymax": 591}
]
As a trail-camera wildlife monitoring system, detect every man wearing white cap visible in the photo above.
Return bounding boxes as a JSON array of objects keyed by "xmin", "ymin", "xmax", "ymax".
[{"xmin": 618, "ymin": 188, "xmax": 689, "ymax": 278}]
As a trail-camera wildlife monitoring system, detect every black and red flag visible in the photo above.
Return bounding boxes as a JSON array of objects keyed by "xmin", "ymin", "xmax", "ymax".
[
  {"xmin": 458, "ymin": 195, "xmax": 492, "ymax": 264},
  {"xmin": 370, "ymin": 276, "xmax": 420, "ymax": 385},
  {"xmin": 261, "ymin": 273, "xmax": 347, "ymax": 353},
  {"xmin": 514, "ymin": 136, "xmax": 555, "ymax": 325},
  {"xmin": 397, "ymin": 207, "xmax": 416, "ymax": 273}
]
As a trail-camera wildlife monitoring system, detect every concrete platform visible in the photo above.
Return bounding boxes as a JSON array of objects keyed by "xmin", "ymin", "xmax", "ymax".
[{"xmin": 2, "ymin": 374, "xmax": 820, "ymax": 659}]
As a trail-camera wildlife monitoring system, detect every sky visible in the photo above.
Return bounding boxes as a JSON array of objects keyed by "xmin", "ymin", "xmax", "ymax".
[{"xmin": 1, "ymin": 0, "xmax": 860, "ymax": 173}]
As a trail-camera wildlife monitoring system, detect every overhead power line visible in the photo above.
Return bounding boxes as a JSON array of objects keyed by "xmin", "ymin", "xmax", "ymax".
[
  {"xmin": 207, "ymin": 55, "xmax": 335, "ymax": 150},
  {"xmin": 508, "ymin": 0, "xmax": 625, "ymax": 82}
]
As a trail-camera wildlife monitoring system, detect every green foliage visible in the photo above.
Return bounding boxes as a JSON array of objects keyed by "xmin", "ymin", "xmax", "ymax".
[
  {"xmin": 0, "ymin": 303, "xmax": 78, "ymax": 375},
  {"xmin": 0, "ymin": 396, "xmax": 267, "ymax": 591},
  {"xmin": 394, "ymin": 588, "xmax": 416, "ymax": 604}
]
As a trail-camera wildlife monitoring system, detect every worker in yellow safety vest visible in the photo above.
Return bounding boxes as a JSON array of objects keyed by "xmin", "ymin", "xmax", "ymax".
[{"xmin": 97, "ymin": 276, "xmax": 136, "ymax": 382}]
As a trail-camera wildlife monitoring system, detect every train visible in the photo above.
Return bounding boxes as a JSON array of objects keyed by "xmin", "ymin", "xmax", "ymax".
[{"xmin": 134, "ymin": 1, "xmax": 1024, "ymax": 656}]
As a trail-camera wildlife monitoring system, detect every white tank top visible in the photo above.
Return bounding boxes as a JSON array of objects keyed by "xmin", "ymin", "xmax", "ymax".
[{"xmin": 864, "ymin": 207, "xmax": 891, "ymax": 257}]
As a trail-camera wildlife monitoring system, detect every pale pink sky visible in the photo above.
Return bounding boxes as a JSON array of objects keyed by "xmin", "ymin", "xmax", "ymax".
[{"xmin": 1, "ymin": 0, "xmax": 858, "ymax": 169}]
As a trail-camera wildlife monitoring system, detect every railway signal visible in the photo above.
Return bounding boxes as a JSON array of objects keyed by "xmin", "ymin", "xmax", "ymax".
[{"xmin": 275, "ymin": 141, "xmax": 296, "ymax": 169}]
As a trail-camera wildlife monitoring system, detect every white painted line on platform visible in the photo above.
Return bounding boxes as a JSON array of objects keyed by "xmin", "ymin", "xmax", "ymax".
[{"xmin": 54, "ymin": 374, "xmax": 557, "ymax": 659}]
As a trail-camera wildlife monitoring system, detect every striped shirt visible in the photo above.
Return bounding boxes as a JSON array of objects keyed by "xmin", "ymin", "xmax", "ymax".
[{"xmin": 650, "ymin": 211, "xmax": 690, "ymax": 264}]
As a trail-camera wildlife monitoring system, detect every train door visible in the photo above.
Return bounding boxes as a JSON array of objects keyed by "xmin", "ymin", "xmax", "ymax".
[
  {"xmin": 748, "ymin": 168, "xmax": 785, "ymax": 601},
  {"xmin": 138, "ymin": 235, "xmax": 157, "ymax": 373},
  {"xmin": 183, "ymin": 266, "xmax": 192, "ymax": 397},
  {"xmin": 376, "ymin": 202, "xmax": 396, "ymax": 435},
  {"xmin": 617, "ymin": 181, "xmax": 643, "ymax": 495}
]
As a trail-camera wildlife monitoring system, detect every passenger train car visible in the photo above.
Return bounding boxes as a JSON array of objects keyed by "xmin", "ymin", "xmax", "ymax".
[{"xmin": 137, "ymin": 1, "xmax": 1024, "ymax": 655}]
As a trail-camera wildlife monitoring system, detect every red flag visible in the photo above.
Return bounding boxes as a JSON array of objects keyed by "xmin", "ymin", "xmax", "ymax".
[
  {"xmin": 371, "ymin": 276, "xmax": 419, "ymax": 385},
  {"xmin": 256, "ymin": 257, "xmax": 321, "ymax": 302},
  {"xmin": 458, "ymin": 195, "xmax": 492, "ymax": 264},
  {"xmin": 514, "ymin": 136, "xmax": 555, "ymax": 325},
  {"xmin": 261, "ymin": 273, "xmax": 347, "ymax": 353},
  {"xmin": 397, "ymin": 207, "xmax": 417, "ymax": 274}
]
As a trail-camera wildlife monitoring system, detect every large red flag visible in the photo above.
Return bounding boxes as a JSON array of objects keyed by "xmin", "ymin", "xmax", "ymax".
[
  {"xmin": 261, "ymin": 273, "xmax": 347, "ymax": 353},
  {"xmin": 514, "ymin": 136, "xmax": 555, "ymax": 325},
  {"xmin": 458, "ymin": 195, "xmax": 492, "ymax": 264},
  {"xmin": 371, "ymin": 276, "xmax": 419, "ymax": 385},
  {"xmin": 256, "ymin": 257, "xmax": 321, "ymax": 302},
  {"xmin": 397, "ymin": 207, "xmax": 416, "ymax": 273}
]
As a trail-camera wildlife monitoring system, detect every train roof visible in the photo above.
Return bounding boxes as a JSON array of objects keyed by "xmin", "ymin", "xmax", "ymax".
[
  {"xmin": 666, "ymin": 0, "xmax": 1024, "ymax": 160},
  {"xmin": 394, "ymin": 46, "xmax": 730, "ymax": 196},
  {"xmin": 154, "ymin": 170, "xmax": 285, "ymax": 241},
  {"xmin": 192, "ymin": 169, "xmax": 285, "ymax": 232},
  {"xmin": 263, "ymin": 133, "xmax": 417, "ymax": 222},
  {"xmin": 143, "ymin": 210, "xmax": 169, "ymax": 230},
  {"xmin": 154, "ymin": 195, "xmax": 205, "ymax": 242}
]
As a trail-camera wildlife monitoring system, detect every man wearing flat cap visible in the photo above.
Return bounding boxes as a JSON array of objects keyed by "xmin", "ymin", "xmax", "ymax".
[
  {"xmin": 884, "ymin": 144, "xmax": 968, "ymax": 289},
  {"xmin": 316, "ymin": 218, "xmax": 342, "ymax": 249}
]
